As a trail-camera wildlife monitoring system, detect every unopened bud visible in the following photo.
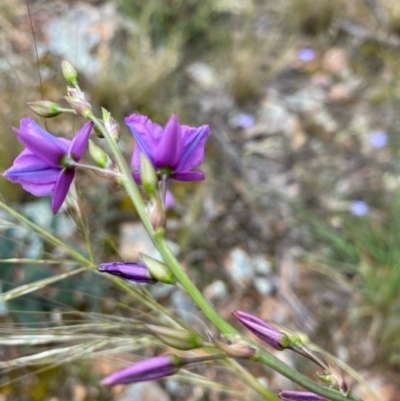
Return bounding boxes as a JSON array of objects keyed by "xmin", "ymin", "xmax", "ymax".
[
  {"xmin": 140, "ymin": 253, "xmax": 175, "ymax": 284},
  {"xmin": 98, "ymin": 262, "xmax": 157, "ymax": 284},
  {"xmin": 61, "ymin": 60, "xmax": 79, "ymax": 86},
  {"xmin": 146, "ymin": 324, "xmax": 204, "ymax": 350},
  {"xmin": 106, "ymin": 116, "xmax": 120, "ymax": 142},
  {"xmin": 147, "ymin": 197, "xmax": 166, "ymax": 230},
  {"xmin": 232, "ymin": 311, "xmax": 291, "ymax": 351},
  {"xmin": 140, "ymin": 154, "xmax": 158, "ymax": 197},
  {"xmin": 214, "ymin": 336, "xmax": 256, "ymax": 358},
  {"xmin": 65, "ymin": 88, "xmax": 92, "ymax": 117},
  {"xmin": 89, "ymin": 140, "xmax": 111, "ymax": 168},
  {"xmin": 101, "ymin": 108, "xmax": 120, "ymax": 141},
  {"xmin": 102, "ymin": 354, "xmax": 182, "ymax": 386},
  {"xmin": 27, "ymin": 101, "xmax": 62, "ymax": 118}
]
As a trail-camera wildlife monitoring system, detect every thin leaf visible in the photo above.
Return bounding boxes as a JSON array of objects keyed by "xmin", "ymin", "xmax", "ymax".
[{"xmin": 0, "ymin": 266, "xmax": 87, "ymax": 301}]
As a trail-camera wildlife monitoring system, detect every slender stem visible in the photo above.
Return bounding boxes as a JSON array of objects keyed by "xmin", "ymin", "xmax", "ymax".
[
  {"xmin": 88, "ymin": 112, "xmax": 364, "ymax": 401},
  {"xmin": 60, "ymin": 108, "xmax": 77, "ymax": 114},
  {"xmin": 295, "ymin": 346, "xmax": 328, "ymax": 371},
  {"xmin": 161, "ymin": 174, "xmax": 167, "ymax": 205},
  {"xmin": 72, "ymin": 161, "xmax": 122, "ymax": 178}
]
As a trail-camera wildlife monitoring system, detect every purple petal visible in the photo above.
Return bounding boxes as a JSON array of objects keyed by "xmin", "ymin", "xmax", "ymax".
[
  {"xmin": 155, "ymin": 114, "xmax": 182, "ymax": 168},
  {"xmin": 125, "ymin": 114, "xmax": 163, "ymax": 168},
  {"xmin": 51, "ymin": 169, "xmax": 75, "ymax": 214},
  {"xmin": 13, "ymin": 118, "xmax": 68, "ymax": 167},
  {"xmin": 3, "ymin": 149, "xmax": 60, "ymax": 196},
  {"xmin": 172, "ymin": 170, "xmax": 205, "ymax": 182},
  {"xmin": 69, "ymin": 122, "xmax": 93, "ymax": 161},
  {"xmin": 177, "ymin": 125, "xmax": 210, "ymax": 171},
  {"xmin": 4, "ymin": 150, "xmax": 61, "ymax": 183}
]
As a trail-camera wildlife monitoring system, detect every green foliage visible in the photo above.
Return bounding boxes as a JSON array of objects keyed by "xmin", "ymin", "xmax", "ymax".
[{"xmin": 304, "ymin": 194, "xmax": 400, "ymax": 362}]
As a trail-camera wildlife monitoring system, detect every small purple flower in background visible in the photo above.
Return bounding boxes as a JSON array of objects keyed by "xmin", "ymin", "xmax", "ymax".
[
  {"xmin": 369, "ymin": 131, "xmax": 387, "ymax": 148},
  {"xmin": 3, "ymin": 118, "xmax": 93, "ymax": 214},
  {"xmin": 125, "ymin": 114, "xmax": 210, "ymax": 184},
  {"xmin": 101, "ymin": 355, "xmax": 182, "ymax": 385},
  {"xmin": 297, "ymin": 48, "xmax": 315, "ymax": 63},
  {"xmin": 350, "ymin": 200, "xmax": 369, "ymax": 216},
  {"xmin": 278, "ymin": 390, "xmax": 328, "ymax": 401},
  {"xmin": 234, "ymin": 113, "xmax": 255, "ymax": 129},
  {"xmin": 98, "ymin": 262, "xmax": 157, "ymax": 284},
  {"xmin": 232, "ymin": 310, "xmax": 290, "ymax": 350}
]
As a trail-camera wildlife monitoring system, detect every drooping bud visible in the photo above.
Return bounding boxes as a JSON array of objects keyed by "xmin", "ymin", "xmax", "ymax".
[
  {"xmin": 140, "ymin": 154, "xmax": 158, "ymax": 197},
  {"xmin": 214, "ymin": 336, "xmax": 256, "ymax": 358},
  {"xmin": 278, "ymin": 390, "xmax": 329, "ymax": 401},
  {"xmin": 98, "ymin": 262, "xmax": 157, "ymax": 284},
  {"xmin": 101, "ymin": 354, "xmax": 182, "ymax": 386},
  {"xmin": 232, "ymin": 311, "xmax": 291, "ymax": 351},
  {"xmin": 61, "ymin": 60, "xmax": 79, "ymax": 86},
  {"xmin": 64, "ymin": 88, "xmax": 92, "ymax": 117},
  {"xmin": 140, "ymin": 253, "xmax": 175, "ymax": 284},
  {"xmin": 27, "ymin": 101, "xmax": 63, "ymax": 118},
  {"xmin": 146, "ymin": 324, "xmax": 204, "ymax": 350}
]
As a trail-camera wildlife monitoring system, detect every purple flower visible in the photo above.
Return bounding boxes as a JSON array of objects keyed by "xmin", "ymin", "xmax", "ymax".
[
  {"xmin": 278, "ymin": 390, "xmax": 328, "ymax": 401},
  {"xmin": 297, "ymin": 48, "xmax": 315, "ymax": 63},
  {"xmin": 235, "ymin": 113, "xmax": 255, "ymax": 128},
  {"xmin": 369, "ymin": 131, "xmax": 387, "ymax": 148},
  {"xmin": 125, "ymin": 114, "xmax": 210, "ymax": 183},
  {"xmin": 3, "ymin": 118, "xmax": 93, "ymax": 214},
  {"xmin": 350, "ymin": 200, "xmax": 369, "ymax": 216},
  {"xmin": 232, "ymin": 311, "xmax": 290, "ymax": 350},
  {"xmin": 98, "ymin": 262, "xmax": 157, "ymax": 284},
  {"xmin": 101, "ymin": 355, "xmax": 182, "ymax": 386}
]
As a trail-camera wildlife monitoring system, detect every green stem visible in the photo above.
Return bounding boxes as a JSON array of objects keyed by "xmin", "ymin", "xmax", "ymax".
[{"xmin": 88, "ymin": 112, "xmax": 364, "ymax": 401}]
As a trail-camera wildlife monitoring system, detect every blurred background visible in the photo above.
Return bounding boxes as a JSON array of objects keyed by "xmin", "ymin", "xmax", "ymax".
[{"xmin": 1, "ymin": 0, "xmax": 400, "ymax": 400}]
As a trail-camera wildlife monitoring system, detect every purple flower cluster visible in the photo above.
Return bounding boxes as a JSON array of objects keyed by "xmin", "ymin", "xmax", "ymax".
[{"xmin": 3, "ymin": 114, "xmax": 209, "ymax": 214}]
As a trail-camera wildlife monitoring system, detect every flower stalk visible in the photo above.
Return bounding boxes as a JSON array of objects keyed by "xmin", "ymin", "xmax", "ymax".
[{"xmin": 86, "ymin": 111, "xmax": 363, "ymax": 401}]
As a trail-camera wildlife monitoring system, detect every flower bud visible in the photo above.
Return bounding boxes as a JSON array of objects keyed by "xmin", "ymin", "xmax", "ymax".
[
  {"xmin": 146, "ymin": 324, "xmax": 204, "ymax": 350},
  {"xmin": 101, "ymin": 354, "xmax": 182, "ymax": 386},
  {"xmin": 232, "ymin": 311, "xmax": 291, "ymax": 351},
  {"xmin": 98, "ymin": 262, "xmax": 157, "ymax": 284},
  {"xmin": 140, "ymin": 154, "xmax": 158, "ymax": 197},
  {"xmin": 61, "ymin": 60, "xmax": 79, "ymax": 86},
  {"xmin": 147, "ymin": 197, "xmax": 166, "ymax": 230},
  {"xmin": 89, "ymin": 140, "xmax": 112, "ymax": 168},
  {"xmin": 140, "ymin": 253, "xmax": 175, "ymax": 284},
  {"xmin": 101, "ymin": 108, "xmax": 120, "ymax": 141},
  {"xmin": 64, "ymin": 88, "xmax": 91, "ymax": 117},
  {"xmin": 278, "ymin": 390, "xmax": 328, "ymax": 401},
  {"xmin": 27, "ymin": 101, "xmax": 62, "ymax": 118}
]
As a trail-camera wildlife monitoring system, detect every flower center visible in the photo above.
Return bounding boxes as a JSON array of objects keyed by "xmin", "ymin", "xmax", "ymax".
[{"xmin": 59, "ymin": 155, "xmax": 76, "ymax": 169}]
